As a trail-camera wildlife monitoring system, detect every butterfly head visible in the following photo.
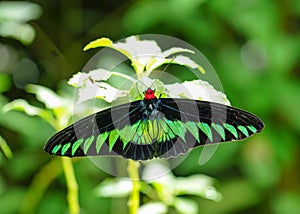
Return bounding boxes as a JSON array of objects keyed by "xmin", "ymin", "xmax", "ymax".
[{"xmin": 144, "ymin": 88, "xmax": 156, "ymax": 100}]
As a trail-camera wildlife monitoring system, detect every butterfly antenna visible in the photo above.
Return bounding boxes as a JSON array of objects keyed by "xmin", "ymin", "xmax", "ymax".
[
  {"xmin": 150, "ymin": 56, "xmax": 176, "ymax": 89},
  {"xmin": 135, "ymin": 81, "xmax": 144, "ymax": 99}
]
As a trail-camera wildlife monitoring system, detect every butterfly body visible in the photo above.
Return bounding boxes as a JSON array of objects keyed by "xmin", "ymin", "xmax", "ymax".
[{"xmin": 44, "ymin": 89, "xmax": 264, "ymax": 160}]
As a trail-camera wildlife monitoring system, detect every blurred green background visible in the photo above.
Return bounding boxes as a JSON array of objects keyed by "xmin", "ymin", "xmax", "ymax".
[{"xmin": 0, "ymin": 0, "xmax": 300, "ymax": 213}]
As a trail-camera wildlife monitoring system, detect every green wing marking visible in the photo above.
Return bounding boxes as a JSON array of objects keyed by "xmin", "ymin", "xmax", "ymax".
[
  {"xmin": 119, "ymin": 126, "xmax": 135, "ymax": 149},
  {"xmin": 108, "ymin": 129, "xmax": 119, "ymax": 152},
  {"xmin": 72, "ymin": 138, "xmax": 84, "ymax": 155},
  {"xmin": 84, "ymin": 136, "xmax": 95, "ymax": 154},
  {"xmin": 238, "ymin": 125, "xmax": 249, "ymax": 137},
  {"xmin": 224, "ymin": 123, "xmax": 238, "ymax": 139},
  {"xmin": 96, "ymin": 132, "xmax": 109, "ymax": 153},
  {"xmin": 61, "ymin": 143, "xmax": 71, "ymax": 155},
  {"xmin": 184, "ymin": 121, "xmax": 200, "ymax": 142},
  {"xmin": 52, "ymin": 144, "xmax": 61, "ymax": 154},
  {"xmin": 198, "ymin": 122, "xmax": 213, "ymax": 141},
  {"xmin": 247, "ymin": 125, "xmax": 257, "ymax": 133},
  {"xmin": 212, "ymin": 123, "xmax": 226, "ymax": 140}
]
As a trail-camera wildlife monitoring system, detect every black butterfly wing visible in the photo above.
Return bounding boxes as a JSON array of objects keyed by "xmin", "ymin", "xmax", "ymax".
[
  {"xmin": 154, "ymin": 98, "xmax": 264, "ymax": 158},
  {"xmin": 44, "ymin": 100, "xmax": 156, "ymax": 160},
  {"xmin": 45, "ymin": 98, "xmax": 264, "ymax": 161}
]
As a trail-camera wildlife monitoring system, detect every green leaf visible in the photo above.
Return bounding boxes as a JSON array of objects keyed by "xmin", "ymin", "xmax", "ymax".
[
  {"xmin": 83, "ymin": 37, "xmax": 113, "ymax": 51},
  {"xmin": 0, "ymin": 2, "xmax": 42, "ymax": 44},
  {"xmin": 173, "ymin": 175, "xmax": 222, "ymax": 201},
  {"xmin": 146, "ymin": 55, "xmax": 205, "ymax": 74},
  {"xmin": 83, "ymin": 36, "xmax": 205, "ymax": 76},
  {"xmin": 138, "ymin": 202, "xmax": 168, "ymax": 214},
  {"xmin": 173, "ymin": 197, "xmax": 198, "ymax": 214},
  {"xmin": 68, "ymin": 70, "xmax": 113, "ymax": 87},
  {"xmin": 2, "ymin": 99, "xmax": 43, "ymax": 116},
  {"xmin": 68, "ymin": 70, "xmax": 134, "ymax": 103},
  {"xmin": 0, "ymin": 1, "xmax": 42, "ymax": 22},
  {"xmin": 0, "ymin": 134, "xmax": 13, "ymax": 159},
  {"xmin": 94, "ymin": 178, "xmax": 132, "ymax": 198},
  {"xmin": 26, "ymin": 84, "xmax": 65, "ymax": 109},
  {"xmin": 79, "ymin": 80, "xmax": 128, "ymax": 103},
  {"xmin": 166, "ymin": 80, "xmax": 231, "ymax": 105},
  {"xmin": 0, "ymin": 74, "xmax": 11, "ymax": 93}
]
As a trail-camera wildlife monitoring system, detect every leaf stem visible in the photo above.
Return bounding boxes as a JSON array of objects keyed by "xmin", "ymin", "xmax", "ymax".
[
  {"xmin": 61, "ymin": 157, "xmax": 80, "ymax": 214},
  {"xmin": 20, "ymin": 158, "xmax": 62, "ymax": 214},
  {"xmin": 0, "ymin": 134, "xmax": 13, "ymax": 159},
  {"xmin": 127, "ymin": 160, "xmax": 141, "ymax": 214}
]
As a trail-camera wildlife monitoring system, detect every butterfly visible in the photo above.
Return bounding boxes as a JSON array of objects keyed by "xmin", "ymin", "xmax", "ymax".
[{"xmin": 44, "ymin": 88, "xmax": 264, "ymax": 161}]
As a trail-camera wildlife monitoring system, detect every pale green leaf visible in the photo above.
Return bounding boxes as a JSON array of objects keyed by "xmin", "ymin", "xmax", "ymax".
[
  {"xmin": 26, "ymin": 84, "xmax": 65, "ymax": 109},
  {"xmin": 173, "ymin": 197, "xmax": 198, "ymax": 214},
  {"xmin": 1, "ymin": 99, "xmax": 56, "ymax": 128},
  {"xmin": 77, "ymin": 80, "xmax": 128, "ymax": 103},
  {"xmin": 82, "ymin": 36, "xmax": 203, "ymax": 76},
  {"xmin": 172, "ymin": 55, "xmax": 205, "ymax": 74},
  {"xmin": 0, "ymin": 1, "xmax": 42, "ymax": 22},
  {"xmin": 68, "ymin": 70, "xmax": 136, "ymax": 88},
  {"xmin": 83, "ymin": 37, "xmax": 113, "ymax": 51},
  {"xmin": 173, "ymin": 175, "xmax": 222, "ymax": 201},
  {"xmin": 2, "ymin": 99, "xmax": 43, "ymax": 116},
  {"xmin": 145, "ymin": 55, "xmax": 205, "ymax": 74},
  {"xmin": 161, "ymin": 47, "xmax": 194, "ymax": 57},
  {"xmin": 94, "ymin": 178, "xmax": 132, "ymax": 198},
  {"xmin": 166, "ymin": 80, "xmax": 231, "ymax": 105},
  {"xmin": 138, "ymin": 202, "xmax": 168, "ymax": 214}
]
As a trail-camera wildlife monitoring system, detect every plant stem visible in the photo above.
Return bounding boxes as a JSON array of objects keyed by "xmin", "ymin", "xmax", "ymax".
[
  {"xmin": 61, "ymin": 157, "xmax": 80, "ymax": 214},
  {"xmin": 127, "ymin": 160, "xmax": 141, "ymax": 214},
  {"xmin": 20, "ymin": 158, "xmax": 62, "ymax": 214}
]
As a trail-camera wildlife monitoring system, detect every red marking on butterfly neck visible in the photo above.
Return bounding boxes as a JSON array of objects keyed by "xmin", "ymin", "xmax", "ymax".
[{"xmin": 144, "ymin": 89, "xmax": 156, "ymax": 100}]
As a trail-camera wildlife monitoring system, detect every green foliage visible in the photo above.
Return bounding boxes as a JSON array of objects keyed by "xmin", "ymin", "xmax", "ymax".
[
  {"xmin": 0, "ymin": 1, "xmax": 42, "ymax": 44},
  {"xmin": 95, "ymin": 161, "xmax": 222, "ymax": 214},
  {"xmin": 0, "ymin": 0, "xmax": 300, "ymax": 214}
]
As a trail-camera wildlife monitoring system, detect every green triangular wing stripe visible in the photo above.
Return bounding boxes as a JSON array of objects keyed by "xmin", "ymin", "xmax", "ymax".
[
  {"xmin": 84, "ymin": 135, "xmax": 95, "ymax": 154},
  {"xmin": 212, "ymin": 123, "xmax": 225, "ymax": 140},
  {"xmin": 119, "ymin": 126, "xmax": 135, "ymax": 149},
  {"xmin": 198, "ymin": 122, "xmax": 213, "ymax": 141},
  {"xmin": 52, "ymin": 144, "xmax": 62, "ymax": 154},
  {"xmin": 132, "ymin": 130, "xmax": 141, "ymax": 144},
  {"xmin": 174, "ymin": 121, "xmax": 187, "ymax": 142},
  {"xmin": 167, "ymin": 127, "xmax": 175, "ymax": 139},
  {"xmin": 96, "ymin": 132, "xmax": 109, "ymax": 153},
  {"xmin": 151, "ymin": 119, "xmax": 158, "ymax": 139},
  {"xmin": 72, "ymin": 138, "xmax": 84, "ymax": 156},
  {"xmin": 61, "ymin": 142, "xmax": 71, "ymax": 155},
  {"xmin": 109, "ymin": 129, "xmax": 119, "ymax": 152},
  {"xmin": 165, "ymin": 119, "xmax": 179, "ymax": 136},
  {"xmin": 247, "ymin": 125, "xmax": 257, "ymax": 133},
  {"xmin": 224, "ymin": 124, "xmax": 238, "ymax": 139},
  {"xmin": 161, "ymin": 120, "xmax": 169, "ymax": 134},
  {"xmin": 184, "ymin": 121, "xmax": 200, "ymax": 142},
  {"xmin": 238, "ymin": 125, "xmax": 249, "ymax": 137}
]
